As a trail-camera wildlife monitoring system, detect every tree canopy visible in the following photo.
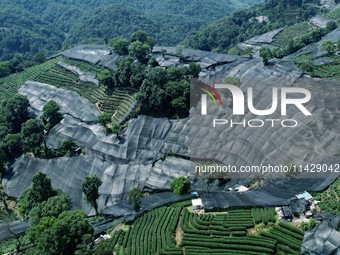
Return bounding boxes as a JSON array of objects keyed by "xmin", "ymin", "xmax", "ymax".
[
  {"xmin": 183, "ymin": 0, "xmax": 320, "ymax": 53},
  {"xmin": 81, "ymin": 175, "xmax": 102, "ymax": 215},
  {"xmin": 0, "ymin": 0, "xmax": 260, "ymax": 75},
  {"xmin": 97, "ymin": 69, "xmax": 114, "ymax": 87},
  {"xmin": 98, "ymin": 112, "xmax": 112, "ymax": 128},
  {"xmin": 128, "ymin": 188, "xmax": 143, "ymax": 212},
  {"xmin": 21, "ymin": 119, "xmax": 44, "ymax": 153},
  {"xmin": 28, "ymin": 210, "xmax": 93, "ymax": 255},
  {"xmin": 170, "ymin": 176, "xmax": 191, "ymax": 195},
  {"xmin": 110, "ymin": 36, "xmax": 130, "ymax": 55},
  {"xmin": 41, "ymin": 100, "xmax": 63, "ymax": 130},
  {"xmin": 19, "ymin": 172, "xmax": 57, "ymax": 216},
  {"xmin": 259, "ymin": 47, "xmax": 273, "ymax": 65},
  {"xmin": 28, "ymin": 194, "xmax": 71, "ymax": 226},
  {"xmin": 128, "ymin": 41, "xmax": 151, "ymax": 62},
  {"xmin": 2, "ymin": 94, "xmax": 30, "ymax": 133}
]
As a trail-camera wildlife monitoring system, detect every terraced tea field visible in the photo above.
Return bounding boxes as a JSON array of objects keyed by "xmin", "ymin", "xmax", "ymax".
[
  {"xmin": 103, "ymin": 202, "xmax": 303, "ymax": 255},
  {"xmin": 0, "ymin": 56, "xmax": 63, "ymax": 101},
  {"xmin": 0, "ymin": 57, "xmax": 137, "ymax": 124},
  {"xmin": 312, "ymin": 56, "xmax": 340, "ymax": 79},
  {"xmin": 322, "ymin": 7, "xmax": 340, "ymax": 23},
  {"xmin": 272, "ymin": 22, "xmax": 313, "ymax": 48}
]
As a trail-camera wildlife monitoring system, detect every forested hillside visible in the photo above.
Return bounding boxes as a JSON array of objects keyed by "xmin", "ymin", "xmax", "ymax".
[
  {"xmin": 0, "ymin": 0, "xmax": 261, "ymax": 72},
  {"xmin": 183, "ymin": 0, "xmax": 322, "ymax": 52}
]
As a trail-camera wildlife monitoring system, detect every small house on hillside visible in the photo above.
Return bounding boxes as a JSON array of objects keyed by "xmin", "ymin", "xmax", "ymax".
[
  {"xmin": 228, "ymin": 184, "xmax": 249, "ymax": 193},
  {"xmin": 290, "ymin": 197, "xmax": 310, "ymax": 215},
  {"xmin": 309, "ymin": 16, "xmax": 332, "ymax": 28},
  {"xmin": 282, "ymin": 206, "xmax": 292, "ymax": 220},
  {"xmin": 255, "ymin": 16, "xmax": 269, "ymax": 23},
  {"xmin": 296, "ymin": 191, "xmax": 313, "ymax": 201},
  {"xmin": 192, "ymin": 198, "xmax": 204, "ymax": 213}
]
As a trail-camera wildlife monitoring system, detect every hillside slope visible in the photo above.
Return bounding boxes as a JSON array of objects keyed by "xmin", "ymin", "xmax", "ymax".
[
  {"xmin": 182, "ymin": 0, "xmax": 322, "ymax": 52},
  {"xmin": 0, "ymin": 0, "xmax": 262, "ymax": 66}
]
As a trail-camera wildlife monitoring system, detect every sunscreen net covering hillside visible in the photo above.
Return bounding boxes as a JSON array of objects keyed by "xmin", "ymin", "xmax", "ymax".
[
  {"xmin": 2, "ymin": 46, "xmax": 339, "ymax": 215},
  {"xmin": 19, "ymin": 81, "xmax": 101, "ymax": 123},
  {"xmin": 300, "ymin": 221, "xmax": 340, "ymax": 255},
  {"xmin": 189, "ymin": 75, "xmax": 340, "ymax": 179}
]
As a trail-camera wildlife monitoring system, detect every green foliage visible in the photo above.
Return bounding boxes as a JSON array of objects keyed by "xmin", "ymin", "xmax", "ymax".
[
  {"xmin": 34, "ymin": 52, "xmax": 46, "ymax": 63},
  {"xmin": 272, "ymin": 25, "xmax": 333, "ymax": 58},
  {"xmin": 131, "ymin": 30, "xmax": 151, "ymax": 44},
  {"xmin": 128, "ymin": 188, "xmax": 142, "ymax": 212},
  {"xmin": 19, "ymin": 172, "xmax": 57, "ymax": 216},
  {"xmin": 0, "ymin": 2, "xmax": 63, "ymax": 69},
  {"xmin": 112, "ymin": 124, "xmax": 120, "ymax": 137},
  {"xmin": 188, "ymin": 63, "xmax": 202, "ymax": 78},
  {"xmin": 114, "ymin": 57, "xmax": 134, "ymax": 87},
  {"xmin": 170, "ymin": 176, "xmax": 191, "ymax": 195},
  {"xmin": 300, "ymin": 61, "xmax": 315, "ymax": 74},
  {"xmin": 28, "ymin": 210, "xmax": 93, "ymax": 255},
  {"xmin": 128, "ymin": 41, "xmax": 151, "ymax": 62},
  {"xmin": 251, "ymin": 208, "xmax": 277, "ymax": 224},
  {"xmin": 0, "ymin": 61, "xmax": 10, "ymax": 78},
  {"xmin": 135, "ymin": 62, "xmax": 191, "ymax": 118},
  {"xmin": 260, "ymin": 222, "xmax": 303, "ymax": 252},
  {"xmin": 148, "ymin": 57, "xmax": 158, "ymax": 67},
  {"xmin": 21, "ymin": 119, "xmax": 44, "ymax": 153},
  {"xmin": 0, "ymin": 0, "xmax": 263, "ymax": 74},
  {"xmin": 300, "ymin": 218, "xmax": 316, "ymax": 231},
  {"xmin": 320, "ymin": 40, "xmax": 335, "ymax": 54},
  {"xmin": 97, "ymin": 69, "xmax": 114, "ymax": 88},
  {"xmin": 98, "ymin": 112, "xmax": 112, "ymax": 128},
  {"xmin": 2, "ymin": 94, "xmax": 30, "ymax": 133},
  {"xmin": 313, "ymin": 178, "xmax": 340, "ymax": 214},
  {"xmin": 244, "ymin": 47, "xmax": 254, "ymax": 58},
  {"xmin": 183, "ymin": 0, "xmax": 319, "ymax": 52},
  {"xmin": 110, "ymin": 36, "xmax": 130, "ymax": 55},
  {"xmin": 20, "ymin": 57, "xmax": 137, "ymax": 124},
  {"xmin": 116, "ymin": 205, "xmax": 181, "ymax": 254},
  {"xmin": 297, "ymin": 54, "xmax": 340, "ymax": 78},
  {"xmin": 91, "ymin": 230, "xmax": 124, "ymax": 255},
  {"xmin": 81, "ymin": 175, "xmax": 102, "ymax": 215},
  {"xmin": 0, "ymin": 56, "xmax": 62, "ymax": 102},
  {"xmin": 322, "ymin": 6, "xmax": 340, "ymax": 22},
  {"xmin": 272, "ymin": 21, "xmax": 311, "ymax": 47},
  {"xmin": 259, "ymin": 47, "xmax": 272, "ymax": 65},
  {"xmin": 326, "ymin": 21, "xmax": 337, "ymax": 32},
  {"xmin": 0, "ymin": 158, "xmax": 6, "ymax": 178},
  {"xmin": 41, "ymin": 100, "xmax": 63, "ymax": 130},
  {"xmin": 28, "ymin": 194, "xmax": 71, "ymax": 226},
  {"xmin": 104, "ymin": 201, "xmax": 305, "ymax": 255},
  {"xmin": 2, "ymin": 133, "xmax": 23, "ymax": 159},
  {"xmin": 59, "ymin": 140, "xmax": 79, "ymax": 156}
]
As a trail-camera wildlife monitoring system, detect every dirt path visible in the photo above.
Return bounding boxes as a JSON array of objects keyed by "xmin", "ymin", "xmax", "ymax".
[{"xmin": 175, "ymin": 209, "xmax": 183, "ymax": 246}]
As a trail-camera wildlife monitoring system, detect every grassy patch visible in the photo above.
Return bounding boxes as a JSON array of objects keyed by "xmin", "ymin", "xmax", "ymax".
[
  {"xmin": 293, "ymin": 52, "xmax": 314, "ymax": 63},
  {"xmin": 312, "ymin": 178, "xmax": 340, "ymax": 214},
  {"xmin": 313, "ymin": 56, "xmax": 340, "ymax": 78},
  {"xmin": 272, "ymin": 21, "xmax": 313, "ymax": 48},
  {"xmin": 322, "ymin": 7, "xmax": 340, "ymax": 23}
]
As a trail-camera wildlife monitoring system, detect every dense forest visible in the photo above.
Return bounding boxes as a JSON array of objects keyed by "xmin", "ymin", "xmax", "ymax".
[
  {"xmin": 0, "ymin": 0, "xmax": 261, "ymax": 72},
  {"xmin": 183, "ymin": 0, "xmax": 321, "ymax": 52}
]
